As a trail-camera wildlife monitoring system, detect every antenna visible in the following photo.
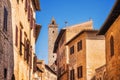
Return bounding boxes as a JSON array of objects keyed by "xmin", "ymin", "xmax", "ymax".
[{"xmin": 65, "ymin": 21, "xmax": 68, "ymax": 27}]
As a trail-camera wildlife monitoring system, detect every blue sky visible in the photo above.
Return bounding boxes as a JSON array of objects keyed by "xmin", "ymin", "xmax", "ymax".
[{"xmin": 36, "ymin": 0, "xmax": 116, "ymax": 64}]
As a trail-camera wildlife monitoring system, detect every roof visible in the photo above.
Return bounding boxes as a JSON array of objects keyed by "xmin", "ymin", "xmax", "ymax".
[
  {"xmin": 64, "ymin": 20, "xmax": 93, "ymax": 29},
  {"xmin": 98, "ymin": 0, "xmax": 120, "ymax": 35},
  {"xmin": 66, "ymin": 30, "xmax": 98, "ymax": 45},
  {"xmin": 33, "ymin": 0, "xmax": 40, "ymax": 11},
  {"xmin": 53, "ymin": 20, "xmax": 93, "ymax": 53},
  {"xmin": 53, "ymin": 29, "xmax": 66, "ymax": 53},
  {"xmin": 35, "ymin": 24, "xmax": 41, "ymax": 42},
  {"xmin": 95, "ymin": 64, "xmax": 106, "ymax": 72},
  {"xmin": 45, "ymin": 64, "xmax": 57, "ymax": 75},
  {"xmin": 37, "ymin": 66, "xmax": 43, "ymax": 72}
]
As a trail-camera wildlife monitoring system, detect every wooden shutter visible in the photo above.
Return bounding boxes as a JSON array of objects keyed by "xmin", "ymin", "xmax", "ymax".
[
  {"xmin": 33, "ymin": 23, "xmax": 36, "ymax": 37},
  {"xmin": 28, "ymin": 0, "xmax": 30, "ymax": 21},
  {"xmin": 77, "ymin": 40, "xmax": 82, "ymax": 51},
  {"xmin": 30, "ymin": 46, "xmax": 32, "ymax": 68},
  {"xmin": 33, "ymin": 56, "xmax": 37, "ymax": 72},
  {"xmin": 15, "ymin": 26, "xmax": 18, "ymax": 47},
  {"xmin": 30, "ymin": 8, "xmax": 33, "ymax": 29},
  {"xmin": 20, "ymin": 29, "xmax": 22, "ymax": 55},
  {"xmin": 25, "ymin": 0, "xmax": 28, "ymax": 11},
  {"xmin": 77, "ymin": 66, "xmax": 83, "ymax": 78},
  {"xmin": 24, "ymin": 38, "xmax": 27, "ymax": 60},
  {"xmin": 27, "ymin": 40, "xmax": 29, "ymax": 64},
  {"xmin": 70, "ymin": 69, "xmax": 75, "ymax": 80},
  {"xmin": 70, "ymin": 46, "xmax": 74, "ymax": 54}
]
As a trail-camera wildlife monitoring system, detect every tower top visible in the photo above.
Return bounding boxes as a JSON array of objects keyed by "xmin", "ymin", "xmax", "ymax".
[{"xmin": 49, "ymin": 17, "xmax": 58, "ymax": 28}]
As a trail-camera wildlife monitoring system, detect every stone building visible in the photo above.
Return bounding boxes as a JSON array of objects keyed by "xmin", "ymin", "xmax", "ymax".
[
  {"xmin": 33, "ymin": 59, "xmax": 44, "ymax": 80},
  {"xmin": 48, "ymin": 17, "xmax": 58, "ymax": 71},
  {"xmin": 95, "ymin": 65, "xmax": 106, "ymax": 80},
  {"xmin": 66, "ymin": 30, "xmax": 105, "ymax": 80},
  {"xmin": 0, "ymin": 0, "xmax": 14, "ymax": 80},
  {"xmin": 98, "ymin": 0, "xmax": 120, "ymax": 80},
  {"xmin": 53, "ymin": 20, "xmax": 93, "ymax": 80},
  {"xmin": 10, "ymin": 0, "xmax": 41, "ymax": 80},
  {"xmin": 34, "ymin": 60, "xmax": 57, "ymax": 80}
]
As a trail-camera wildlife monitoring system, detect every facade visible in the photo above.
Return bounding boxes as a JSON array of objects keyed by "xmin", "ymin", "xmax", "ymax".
[
  {"xmin": 10, "ymin": 0, "xmax": 40, "ymax": 80},
  {"xmin": 53, "ymin": 20, "xmax": 93, "ymax": 80},
  {"xmin": 98, "ymin": 0, "xmax": 120, "ymax": 80},
  {"xmin": 48, "ymin": 17, "xmax": 58, "ymax": 71},
  {"xmin": 0, "ymin": 0, "xmax": 14, "ymax": 80},
  {"xmin": 95, "ymin": 65, "xmax": 106, "ymax": 80},
  {"xmin": 44, "ymin": 65, "xmax": 57, "ymax": 80},
  {"xmin": 34, "ymin": 60, "xmax": 57, "ymax": 80},
  {"xmin": 33, "ymin": 59, "xmax": 44, "ymax": 80},
  {"xmin": 66, "ymin": 30, "xmax": 106, "ymax": 80}
]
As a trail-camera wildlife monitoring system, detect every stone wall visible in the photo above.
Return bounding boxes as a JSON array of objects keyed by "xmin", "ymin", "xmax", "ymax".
[
  {"xmin": 105, "ymin": 15, "xmax": 120, "ymax": 80},
  {"xmin": 48, "ymin": 19, "xmax": 58, "ymax": 71},
  {"xmin": 0, "ymin": 0, "xmax": 14, "ymax": 80}
]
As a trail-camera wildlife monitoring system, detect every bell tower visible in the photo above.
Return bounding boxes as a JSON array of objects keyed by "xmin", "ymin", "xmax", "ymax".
[{"xmin": 48, "ymin": 17, "xmax": 58, "ymax": 69}]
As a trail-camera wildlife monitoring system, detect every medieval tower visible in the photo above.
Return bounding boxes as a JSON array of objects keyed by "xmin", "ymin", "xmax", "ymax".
[{"xmin": 48, "ymin": 17, "xmax": 58, "ymax": 70}]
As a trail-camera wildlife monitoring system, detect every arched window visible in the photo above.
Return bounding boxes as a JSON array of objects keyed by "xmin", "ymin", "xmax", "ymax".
[{"xmin": 110, "ymin": 36, "xmax": 114, "ymax": 57}]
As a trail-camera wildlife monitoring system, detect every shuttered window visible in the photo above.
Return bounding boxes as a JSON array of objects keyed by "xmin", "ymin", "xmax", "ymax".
[
  {"xmin": 70, "ymin": 69, "xmax": 75, "ymax": 80},
  {"xmin": 25, "ymin": 0, "xmax": 28, "ymax": 11},
  {"xmin": 33, "ymin": 56, "xmax": 37, "ymax": 72},
  {"xmin": 33, "ymin": 23, "xmax": 36, "ymax": 37},
  {"xmin": 28, "ymin": 0, "xmax": 30, "ymax": 21},
  {"xmin": 70, "ymin": 46, "xmax": 74, "ymax": 54},
  {"xmin": 30, "ymin": 46, "xmax": 32, "ymax": 68},
  {"xmin": 77, "ymin": 66, "xmax": 83, "ymax": 78},
  {"xmin": 15, "ymin": 26, "xmax": 18, "ymax": 47},
  {"xmin": 26, "ymin": 40, "xmax": 29, "ymax": 64},
  {"xmin": 20, "ymin": 29, "xmax": 22, "ymax": 55},
  {"xmin": 77, "ymin": 40, "xmax": 82, "ymax": 51},
  {"xmin": 24, "ymin": 38, "xmax": 27, "ymax": 60},
  {"xmin": 30, "ymin": 8, "xmax": 33, "ymax": 29}
]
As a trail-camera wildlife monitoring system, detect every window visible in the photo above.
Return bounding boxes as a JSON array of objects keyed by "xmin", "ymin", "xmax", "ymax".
[
  {"xmin": 26, "ymin": 40, "xmax": 30, "ymax": 63},
  {"xmin": 28, "ymin": 0, "xmax": 30, "ymax": 21},
  {"xmin": 30, "ymin": 46, "xmax": 32, "ymax": 68},
  {"xmin": 30, "ymin": 8, "xmax": 33, "ymax": 29},
  {"xmin": 70, "ymin": 69, "xmax": 75, "ymax": 80},
  {"xmin": 52, "ymin": 21, "xmax": 55, "ymax": 24},
  {"xmin": 20, "ymin": 29, "xmax": 22, "ymax": 55},
  {"xmin": 25, "ymin": 0, "xmax": 28, "ymax": 11},
  {"xmin": 110, "ymin": 36, "xmax": 114, "ymax": 57},
  {"xmin": 33, "ymin": 56, "xmax": 37, "ymax": 72},
  {"xmin": 4, "ymin": 68, "xmax": 7, "ymax": 79},
  {"xmin": 70, "ymin": 46, "xmax": 74, "ymax": 54},
  {"xmin": 77, "ymin": 66, "xmax": 83, "ymax": 78},
  {"xmin": 17, "ymin": 0, "xmax": 19, "ymax": 4},
  {"xmin": 3, "ymin": 7, "xmax": 8, "ymax": 32},
  {"xmin": 15, "ymin": 26, "xmax": 18, "ymax": 46},
  {"xmin": 77, "ymin": 40, "xmax": 82, "ymax": 51},
  {"xmin": 24, "ymin": 38, "xmax": 27, "ymax": 60},
  {"xmin": 33, "ymin": 22, "xmax": 36, "ymax": 37}
]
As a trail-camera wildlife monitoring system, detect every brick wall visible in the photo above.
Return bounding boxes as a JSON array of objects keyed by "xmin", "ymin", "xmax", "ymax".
[{"xmin": 105, "ymin": 15, "xmax": 120, "ymax": 80}]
